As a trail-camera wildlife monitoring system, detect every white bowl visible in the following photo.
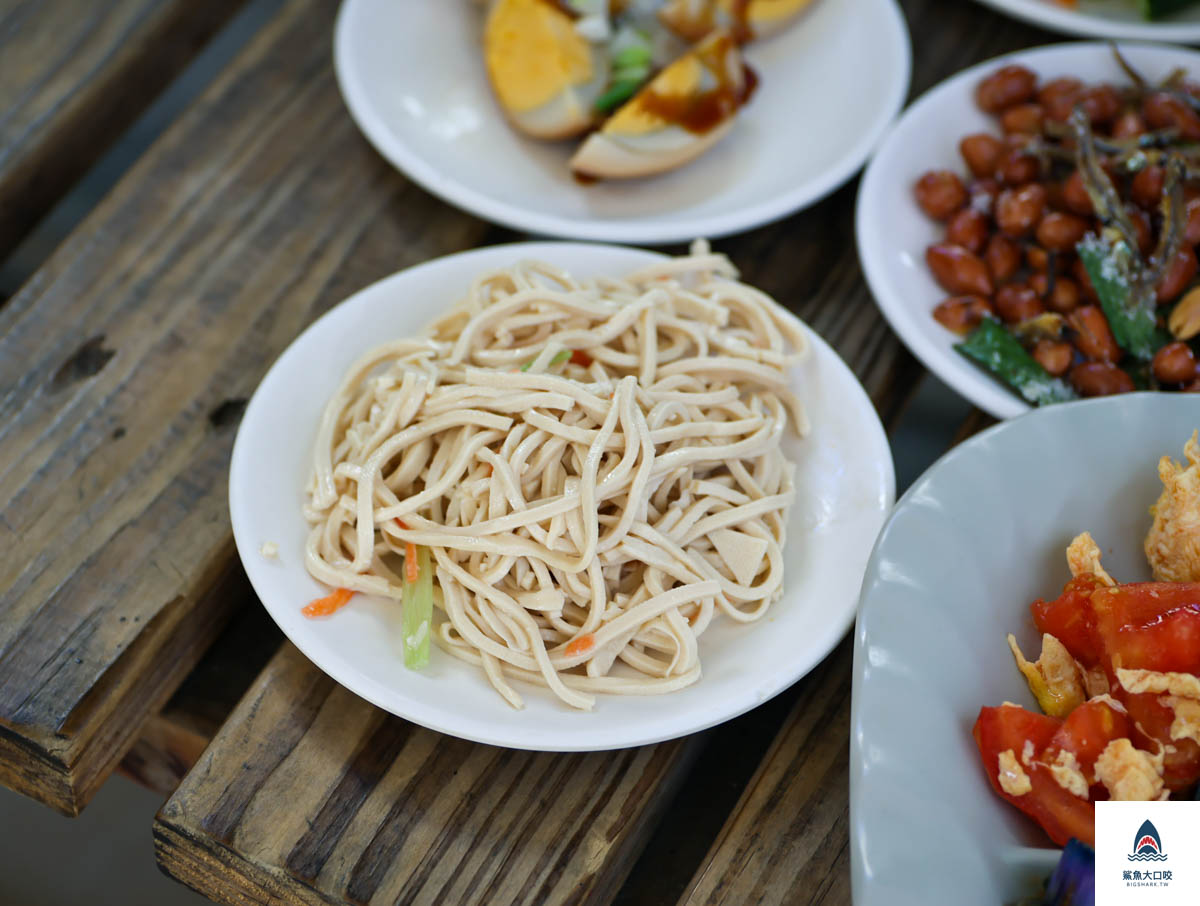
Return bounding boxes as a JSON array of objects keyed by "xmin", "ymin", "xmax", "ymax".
[
  {"xmin": 856, "ymin": 41, "xmax": 1200, "ymax": 420},
  {"xmin": 332, "ymin": 0, "xmax": 910, "ymax": 244},
  {"xmin": 975, "ymin": 0, "xmax": 1200, "ymax": 43},
  {"xmin": 229, "ymin": 242, "xmax": 895, "ymax": 751},
  {"xmin": 850, "ymin": 393, "xmax": 1198, "ymax": 904}
]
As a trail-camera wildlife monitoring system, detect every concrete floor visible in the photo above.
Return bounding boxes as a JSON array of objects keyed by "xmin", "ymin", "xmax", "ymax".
[{"xmin": 0, "ymin": 779, "xmax": 209, "ymax": 906}]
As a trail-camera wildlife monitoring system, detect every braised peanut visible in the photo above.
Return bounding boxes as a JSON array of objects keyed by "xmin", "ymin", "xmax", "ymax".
[
  {"xmin": 914, "ymin": 170, "xmax": 968, "ymax": 220},
  {"xmin": 1048, "ymin": 277, "xmax": 1080, "ymax": 313},
  {"xmin": 1061, "ymin": 170, "xmax": 1094, "ymax": 216},
  {"xmin": 1143, "ymin": 92, "xmax": 1200, "ymax": 141},
  {"xmin": 977, "ymin": 65, "xmax": 1038, "ymax": 113},
  {"xmin": 1001, "ymin": 103, "xmax": 1044, "ymax": 135},
  {"xmin": 994, "ymin": 284, "xmax": 1043, "ymax": 323},
  {"xmin": 996, "ymin": 183, "xmax": 1046, "ymax": 237},
  {"xmin": 967, "ymin": 177, "xmax": 1000, "ymax": 215},
  {"xmin": 945, "ymin": 208, "xmax": 989, "ymax": 253},
  {"xmin": 1111, "ymin": 109, "xmax": 1147, "ymax": 138},
  {"xmin": 1129, "ymin": 207, "xmax": 1153, "ymax": 256},
  {"xmin": 960, "ymin": 134, "xmax": 1005, "ymax": 178},
  {"xmin": 1131, "ymin": 165, "xmax": 1165, "ymax": 209},
  {"xmin": 1070, "ymin": 362, "xmax": 1134, "ymax": 396},
  {"xmin": 926, "ymin": 243, "xmax": 994, "ymax": 296},
  {"xmin": 997, "ymin": 150, "xmax": 1039, "ymax": 185},
  {"xmin": 1068, "ymin": 305, "xmax": 1121, "ymax": 362},
  {"xmin": 1077, "ymin": 84, "xmax": 1121, "ymax": 125},
  {"xmin": 1073, "ymin": 257, "xmax": 1099, "ymax": 303},
  {"xmin": 1152, "ymin": 342, "xmax": 1198, "ymax": 384},
  {"xmin": 1038, "ymin": 77, "xmax": 1082, "ymax": 122},
  {"xmin": 1156, "ymin": 246, "xmax": 1198, "ymax": 303},
  {"xmin": 1026, "ymin": 245, "xmax": 1050, "ymax": 272},
  {"xmin": 1036, "ymin": 212, "xmax": 1089, "ymax": 253},
  {"xmin": 1032, "ymin": 339, "xmax": 1074, "ymax": 376},
  {"xmin": 985, "ymin": 233, "xmax": 1021, "ymax": 283},
  {"xmin": 933, "ymin": 296, "xmax": 993, "ymax": 335}
]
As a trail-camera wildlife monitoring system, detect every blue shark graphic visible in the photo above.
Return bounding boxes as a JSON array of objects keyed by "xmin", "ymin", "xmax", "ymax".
[{"xmin": 1129, "ymin": 819, "xmax": 1168, "ymax": 862}]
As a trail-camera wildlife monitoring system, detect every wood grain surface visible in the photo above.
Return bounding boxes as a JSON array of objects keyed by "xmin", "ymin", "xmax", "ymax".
[
  {"xmin": 0, "ymin": 0, "xmax": 244, "ymax": 256},
  {"xmin": 0, "ymin": 0, "xmax": 502, "ymax": 815},
  {"xmin": 156, "ymin": 643, "xmax": 700, "ymax": 906}
]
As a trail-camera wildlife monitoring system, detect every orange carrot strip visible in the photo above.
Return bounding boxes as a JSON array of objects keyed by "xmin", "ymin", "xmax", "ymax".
[
  {"xmin": 395, "ymin": 518, "xmax": 408, "ymax": 529},
  {"xmin": 302, "ymin": 587, "xmax": 354, "ymax": 618},
  {"xmin": 569, "ymin": 349, "xmax": 592, "ymax": 367},
  {"xmin": 565, "ymin": 634, "xmax": 595, "ymax": 657},
  {"xmin": 406, "ymin": 542, "xmax": 419, "ymax": 583}
]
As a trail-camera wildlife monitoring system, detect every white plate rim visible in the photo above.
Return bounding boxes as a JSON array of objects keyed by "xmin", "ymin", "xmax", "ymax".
[
  {"xmin": 331, "ymin": 0, "xmax": 913, "ymax": 244},
  {"xmin": 229, "ymin": 241, "xmax": 896, "ymax": 751},
  {"xmin": 974, "ymin": 0, "xmax": 1200, "ymax": 42},
  {"xmin": 856, "ymin": 40, "xmax": 1200, "ymax": 421},
  {"xmin": 845, "ymin": 392, "xmax": 1191, "ymax": 903}
]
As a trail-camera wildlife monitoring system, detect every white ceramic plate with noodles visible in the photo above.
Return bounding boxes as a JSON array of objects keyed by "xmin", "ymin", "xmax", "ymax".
[
  {"xmin": 230, "ymin": 242, "xmax": 893, "ymax": 751},
  {"xmin": 332, "ymin": 0, "xmax": 910, "ymax": 244}
]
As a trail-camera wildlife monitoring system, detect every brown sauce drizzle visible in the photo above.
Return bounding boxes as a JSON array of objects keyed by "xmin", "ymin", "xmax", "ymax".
[{"xmin": 635, "ymin": 34, "xmax": 757, "ymax": 135}]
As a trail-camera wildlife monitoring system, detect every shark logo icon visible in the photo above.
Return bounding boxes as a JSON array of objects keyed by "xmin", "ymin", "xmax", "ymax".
[{"xmin": 1129, "ymin": 819, "xmax": 1168, "ymax": 862}]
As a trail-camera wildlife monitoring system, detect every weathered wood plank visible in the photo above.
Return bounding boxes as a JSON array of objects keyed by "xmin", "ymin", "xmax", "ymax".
[
  {"xmin": 0, "ymin": 0, "xmax": 245, "ymax": 256},
  {"xmin": 0, "ymin": 0, "xmax": 501, "ymax": 814},
  {"xmin": 119, "ymin": 588, "xmax": 283, "ymax": 796},
  {"xmin": 156, "ymin": 643, "xmax": 701, "ymax": 906}
]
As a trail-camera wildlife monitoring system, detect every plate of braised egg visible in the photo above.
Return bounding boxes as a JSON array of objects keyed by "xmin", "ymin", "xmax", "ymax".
[{"xmin": 333, "ymin": 0, "xmax": 910, "ymax": 243}]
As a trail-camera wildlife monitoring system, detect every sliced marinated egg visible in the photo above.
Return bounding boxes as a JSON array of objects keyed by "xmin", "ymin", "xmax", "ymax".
[
  {"xmin": 657, "ymin": 0, "xmax": 816, "ymax": 42},
  {"xmin": 570, "ymin": 30, "xmax": 749, "ymax": 180},
  {"xmin": 484, "ymin": 0, "xmax": 609, "ymax": 139}
]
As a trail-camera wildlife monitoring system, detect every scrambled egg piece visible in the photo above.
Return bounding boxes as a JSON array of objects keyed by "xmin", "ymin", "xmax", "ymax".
[
  {"xmin": 998, "ymin": 749, "xmax": 1032, "ymax": 796},
  {"xmin": 1007, "ymin": 633, "xmax": 1088, "ymax": 718},
  {"xmin": 1117, "ymin": 668, "xmax": 1200, "ymax": 699},
  {"xmin": 1048, "ymin": 750, "xmax": 1089, "ymax": 798},
  {"xmin": 1066, "ymin": 531, "xmax": 1116, "ymax": 586},
  {"xmin": 1094, "ymin": 738, "xmax": 1166, "ymax": 801},
  {"xmin": 1162, "ymin": 695, "xmax": 1200, "ymax": 746},
  {"xmin": 1145, "ymin": 431, "xmax": 1200, "ymax": 583}
]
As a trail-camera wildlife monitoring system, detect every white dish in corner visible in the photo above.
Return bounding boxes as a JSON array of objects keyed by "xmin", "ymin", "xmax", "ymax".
[
  {"xmin": 229, "ymin": 242, "xmax": 894, "ymax": 751},
  {"xmin": 856, "ymin": 41, "xmax": 1200, "ymax": 420},
  {"xmin": 975, "ymin": 0, "xmax": 1200, "ymax": 43},
  {"xmin": 333, "ymin": 0, "xmax": 910, "ymax": 244},
  {"xmin": 850, "ymin": 393, "xmax": 1199, "ymax": 904}
]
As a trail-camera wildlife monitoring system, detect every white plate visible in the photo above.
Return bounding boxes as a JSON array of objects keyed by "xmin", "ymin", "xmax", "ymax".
[
  {"xmin": 229, "ymin": 242, "xmax": 895, "ymax": 751},
  {"xmin": 974, "ymin": 0, "xmax": 1200, "ymax": 42},
  {"xmin": 332, "ymin": 0, "xmax": 910, "ymax": 244},
  {"xmin": 849, "ymin": 393, "xmax": 1197, "ymax": 904},
  {"xmin": 856, "ymin": 41, "xmax": 1200, "ymax": 421}
]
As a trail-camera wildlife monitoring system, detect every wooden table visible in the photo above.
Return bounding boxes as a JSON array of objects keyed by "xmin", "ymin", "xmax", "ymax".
[{"xmin": 0, "ymin": 0, "xmax": 1050, "ymax": 901}]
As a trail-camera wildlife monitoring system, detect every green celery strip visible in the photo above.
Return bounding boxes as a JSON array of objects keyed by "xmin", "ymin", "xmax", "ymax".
[
  {"xmin": 520, "ymin": 349, "xmax": 571, "ymax": 371},
  {"xmin": 1076, "ymin": 237, "xmax": 1162, "ymax": 361},
  {"xmin": 403, "ymin": 545, "xmax": 433, "ymax": 669},
  {"xmin": 955, "ymin": 319, "xmax": 1076, "ymax": 406},
  {"xmin": 595, "ymin": 78, "xmax": 644, "ymax": 113}
]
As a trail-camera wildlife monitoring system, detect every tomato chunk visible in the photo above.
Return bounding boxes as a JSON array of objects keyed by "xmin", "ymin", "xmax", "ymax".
[
  {"xmin": 974, "ymin": 704, "xmax": 1097, "ymax": 846},
  {"xmin": 1031, "ymin": 575, "xmax": 1107, "ymax": 668},
  {"xmin": 1091, "ymin": 582, "xmax": 1200, "ymax": 674}
]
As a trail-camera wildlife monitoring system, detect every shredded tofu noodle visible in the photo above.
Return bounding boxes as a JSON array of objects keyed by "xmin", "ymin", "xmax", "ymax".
[{"xmin": 303, "ymin": 244, "xmax": 808, "ymax": 709}]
